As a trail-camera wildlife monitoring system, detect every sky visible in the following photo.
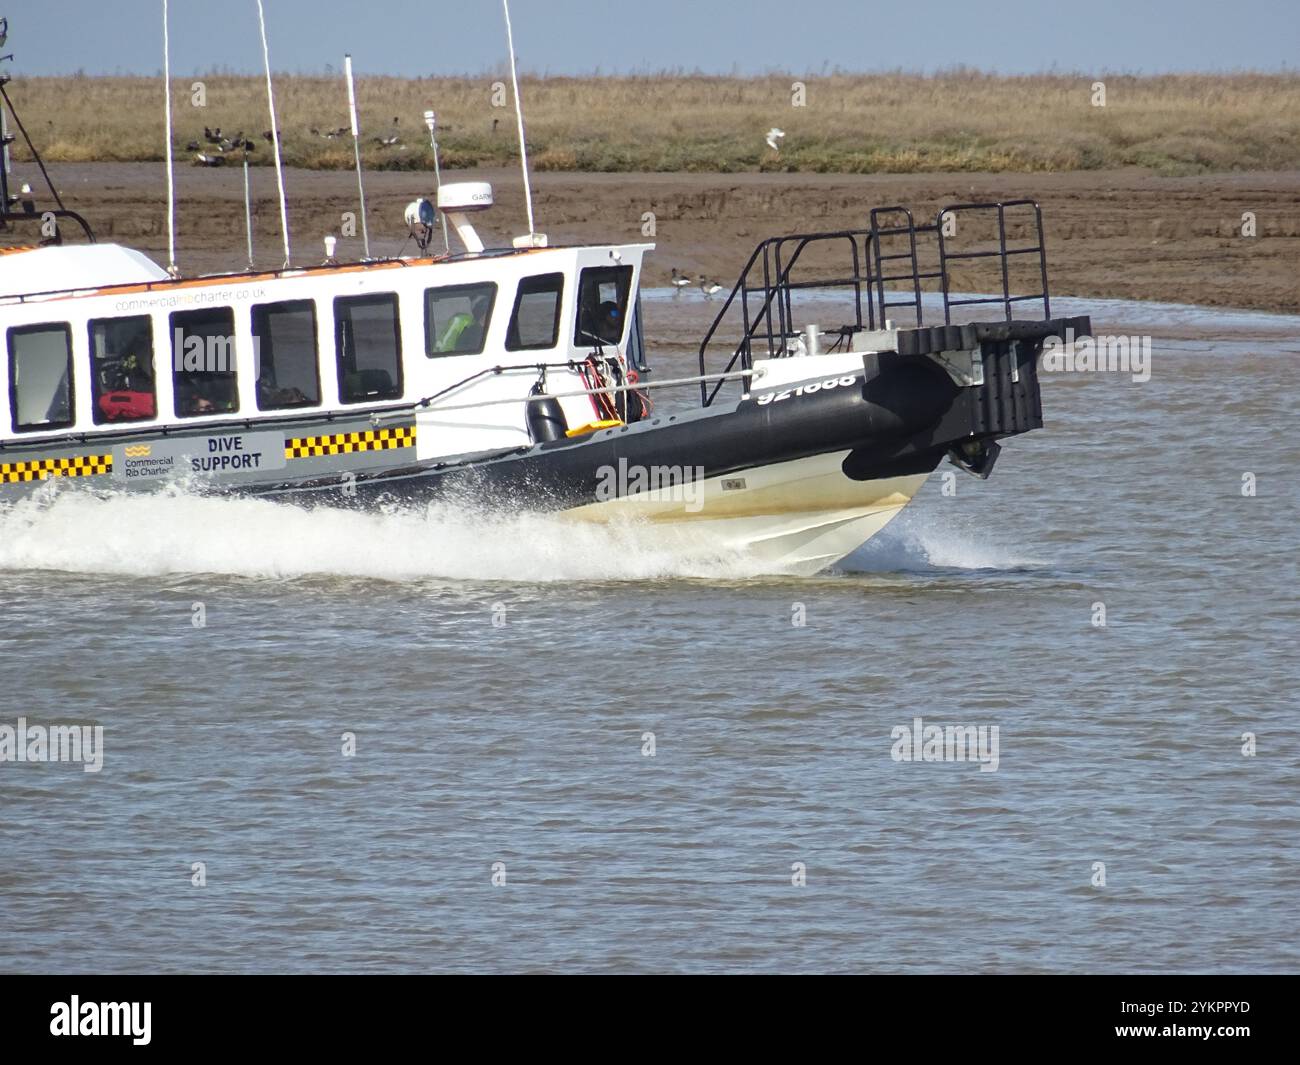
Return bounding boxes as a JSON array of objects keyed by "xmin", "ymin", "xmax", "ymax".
[{"xmin": 5, "ymin": 0, "xmax": 1298, "ymax": 77}]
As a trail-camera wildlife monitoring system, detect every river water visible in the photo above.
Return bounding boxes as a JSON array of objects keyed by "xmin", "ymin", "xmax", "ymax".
[{"xmin": 1, "ymin": 293, "xmax": 1297, "ymax": 973}]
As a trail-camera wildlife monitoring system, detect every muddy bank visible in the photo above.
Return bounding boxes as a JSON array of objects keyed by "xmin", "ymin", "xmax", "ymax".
[{"xmin": 13, "ymin": 163, "xmax": 1300, "ymax": 313}]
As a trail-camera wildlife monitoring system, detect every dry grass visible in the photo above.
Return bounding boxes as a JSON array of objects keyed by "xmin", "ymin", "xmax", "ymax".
[{"xmin": 9, "ymin": 71, "xmax": 1300, "ymax": 174}]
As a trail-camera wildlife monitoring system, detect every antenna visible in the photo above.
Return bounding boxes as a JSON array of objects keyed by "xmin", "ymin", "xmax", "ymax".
[
  {"xmin": 344, "ymin": 54, "xmax": 370, "ymax": 259},
  {"xmin": 423, "ymin": 109, "xmax": 449, "ymax": 253},
  {"xmin": 0, "ymin": 20, "xmax": 94, "ymax": 243},
  {"xmin": 241, "ymin": 144, "xmax": 254, "ymax": 269},
  {"xmin": 161, "ymin": 0, "xmax": 178, "ymax": 276},
  {"xmin": 501, "ymin": 0, "xmax": 541, "ymax": 246},
  {"xmin": 0, "ymin": 99, "xmax": 8, "ymax": 211},
  {"xmin": 1, "ymin": 17, "xmax": 11, "ymax": 210},
  {"xmin": 255, "ymin": 0, "xmax": 291, "ymax": 267}
]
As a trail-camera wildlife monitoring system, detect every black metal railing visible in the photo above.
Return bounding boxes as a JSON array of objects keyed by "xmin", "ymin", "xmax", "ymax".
[
  {"xmin": 697, "ymin": 229, "xmax": 877, "ymax": 406},
  {"xmin": 870, "ymin": 206, "xmax": 942, "ymax": 328},
  {"xmin": 697, "ymin": 200, "xmax": 1051, "ymax": 405},
  {"xmin": 937, "ymin": 200, "xmax": 1050, "ymax": 322}
]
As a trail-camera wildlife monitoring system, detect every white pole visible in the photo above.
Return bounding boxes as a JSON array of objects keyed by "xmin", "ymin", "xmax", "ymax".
[
  {"xmin": 501, "ymin": 0, "xmax": 535, "ymax": 239},
  {"xmin": 423, "ymin": 109, "xmax": 450, "ymax": 253},
  {"xmin": 369, "ymin": 367, "xmax": 756, "ymax": 421},
  {"xmin": 255, "ymin": 0, "xmax": 291, "ymax": 267},
  {"xmin": 161, "ymin": 0, "xmax": 178, "ymax": 276},
  {"xmin": 242, "ymin": 151, "xmax": 254, "ymax": 269},
  {"xmin": 344, "ymin": 54, "xmax": 370, "ymax": 259}
]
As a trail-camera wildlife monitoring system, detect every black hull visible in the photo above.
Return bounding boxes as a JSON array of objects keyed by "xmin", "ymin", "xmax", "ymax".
[{"xmin": 248, "ymin": 317, "xmax": 1089, "ymax": 513}]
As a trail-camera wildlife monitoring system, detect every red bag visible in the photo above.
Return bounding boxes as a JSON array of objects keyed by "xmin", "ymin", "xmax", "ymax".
[{"xmin": 98, "ymin": 391, "xmax": 156, "ymax": 420}]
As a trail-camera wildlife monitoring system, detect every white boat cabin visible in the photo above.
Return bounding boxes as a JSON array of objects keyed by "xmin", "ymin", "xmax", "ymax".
[{"xmin": 0, "ymin": 233, "xmax": 652, "ymax": 461}]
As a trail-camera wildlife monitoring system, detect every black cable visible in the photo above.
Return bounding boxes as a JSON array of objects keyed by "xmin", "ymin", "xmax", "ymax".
[{"xmin": 0, "ymin": 82, "xmax": 65, "ymax": 210}]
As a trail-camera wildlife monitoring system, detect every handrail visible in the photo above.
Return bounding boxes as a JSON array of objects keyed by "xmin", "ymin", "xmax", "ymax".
[
  {"xmin": 375, "ymin": 364, "xmax": 757, "ymax": 422},
  {"xmin": 698, "ymin": 227, "xmax": 877, "ymax": 406},
  {"xmin": 696, "ymin": 236, "xmax": 778, "ymax": 406},
  {"xmin": 870, "ymin": 206, "xmax": 927, "ymax": 327},
  {"xmin": 700, "ymin": 278, "xmax": 792, "ymax": 407},
  {"xmin": 696, "ymin": 200, "xmax": 1052, "ymax": 406},
  {"xmin": 0, "ymin": 208, "xmax": 97, "ymax": 245},
  {"xmin": 936, "ymin": 200, "xmax": 1049, "ymax": 323},
  {"xmin": 771, "ymin": 231, "xmax": 867, "ymax": 344}
]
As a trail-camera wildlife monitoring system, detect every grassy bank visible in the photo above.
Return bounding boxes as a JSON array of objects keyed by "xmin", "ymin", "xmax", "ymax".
[{"xmin": 9, "ymin": 71, "xmax": 1300, "ymax": 174}]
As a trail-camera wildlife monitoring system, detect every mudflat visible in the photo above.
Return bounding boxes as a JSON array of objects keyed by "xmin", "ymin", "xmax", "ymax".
[{"xmin": 17, "ymin": 162, "xmax": 1300, "ymax": 313}]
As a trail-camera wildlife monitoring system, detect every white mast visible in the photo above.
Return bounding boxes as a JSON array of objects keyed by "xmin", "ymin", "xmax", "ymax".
[
  {"xmin": 501, "ymin": 0, "xmax": 539, "ymax": 245},
  {"xmin": 242, "ymin": 148, "xmax": 254, "ymax": 269},
  {"xmin": 161, "ymin": 0, "xmax": 178, "ymax": 276},
  {"xmin": 255, "ymin": 0, "xmax": 291, "ymax": 267},
  {"xmin": 423, "ymin": 110, "xmax": 450, "ymax": 253},
  {"xmin": 344, "ymin": 54, "xmax": 371, "ymax": 259}
]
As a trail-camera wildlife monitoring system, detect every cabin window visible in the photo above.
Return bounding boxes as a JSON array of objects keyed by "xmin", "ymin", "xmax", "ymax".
[
  {"xmin": 335, "ymin": 293, "xmax": 403, "ymax": 403},
  {"xmin": 171, "ymin": 308, "xmax": 240, "ymax": 418},
  {"xmin": 425, "ymin": 282, "xmax": 497, "ymax": 357},
  {"xmin": 7, "ymin": 324, "xmax": 74, "ymax": 433},
  {"xmin": 252, "ymin": 300, "xmax": 321, "ymax": 410},
  {"xmin": 575, "ymin": 265, "xmax": 632, "ymax": 347},
  {"xmin": 505, "ymin": 273, "xmax": 564, "ymax": 351},
  {"xmin": 89, "ymin": 316, "xmax": 156, "ymax": 424}
]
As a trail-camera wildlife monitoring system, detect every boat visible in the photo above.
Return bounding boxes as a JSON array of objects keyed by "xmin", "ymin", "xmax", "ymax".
[{"xmin": 0, "ymin": 40, "xmax": 1090, "ymax": 576}]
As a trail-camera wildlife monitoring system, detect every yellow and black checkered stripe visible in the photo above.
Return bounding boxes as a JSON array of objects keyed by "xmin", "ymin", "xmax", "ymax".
[
  {"xmin": 0, "ymin": 454, "xmax": 113, "ymax": 483},
  {"xmin": 285, "ymin": 425, "xmax": 416, "ymax": 460}
]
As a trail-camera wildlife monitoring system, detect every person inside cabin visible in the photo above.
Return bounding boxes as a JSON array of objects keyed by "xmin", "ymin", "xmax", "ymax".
[
  {"xmin": 257, "ymin": 378, "xmax": 311, "ymax": 408},
  {"xmin": 595, "ymin": 300, "xmax": 622, "ymax": 343},
  {"xmin": 256, "ymin": 353, "xmax": 311, "ymax": 408},
  {"xmin": 578, "ymin": 295, "xmax": 623, "ymax": 347},
  {"xmin": 178, "ymin": 373, "xmax": 238, "ymax": 416},
  {"xmin": 171, "ymin": 312, "xmax": 240, "ymax": 415},
  {"xmin": 435, "ymin": 292, "xmax": 492, "ymax": 354}
]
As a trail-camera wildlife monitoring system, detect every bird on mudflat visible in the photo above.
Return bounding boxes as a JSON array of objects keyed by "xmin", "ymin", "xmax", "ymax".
[
  {"xmin": 698, "ymin": 276, "xmax": 723, "ymax": 299},
  {"xmin": 670, "ymin": 268, "xmax": 692, "ymax": 293}
]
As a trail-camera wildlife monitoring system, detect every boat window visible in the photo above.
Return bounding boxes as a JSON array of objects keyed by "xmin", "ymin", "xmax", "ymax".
[
  {"xmin": 505, "ymin": 272, "xmax": 564, "ymax": 351},
  {"xmin": 89, "ymin": 316, "xmax": 156, "ymax": 425},
  {"xmin": 575, "ymin": 265, "xmax": 632, "ymax": 347},
  {"xmin": 171, "ymin": 307, "xmax": 240, "ymax": 418},
  {"xmin": 426, "ymin": 282, "xmax": 497, "ymax": 357},
  {"xmin": 252, "ymin": 300, "xmax": 321, "ymax": 410},
  {"xmin": 7, "ymin": 323, "xmax": 74, "ymax": 433},
  {"xmin": 335, "ymin": 293, "xmax": 403, "ymax": 403}
]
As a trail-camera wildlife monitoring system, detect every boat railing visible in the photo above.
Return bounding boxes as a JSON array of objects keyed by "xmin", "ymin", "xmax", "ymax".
[
  {"xmin": 697, "ymin": 229, "xmax": 873, "ymax": 407},
  {"xmin": 697, "ymin": 200, "xmax": 1052, "ymax": 406},
  {"xmin": 937, "ymin": 200, "xmax": 1050, "ymax": 322},
  {"xmin": 0, "ymin": 68, "xmax": 98, "ymax": 248},
  {"xmin": 0, "ymin": 207, "xmax": 97, "ymax": 247}
]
